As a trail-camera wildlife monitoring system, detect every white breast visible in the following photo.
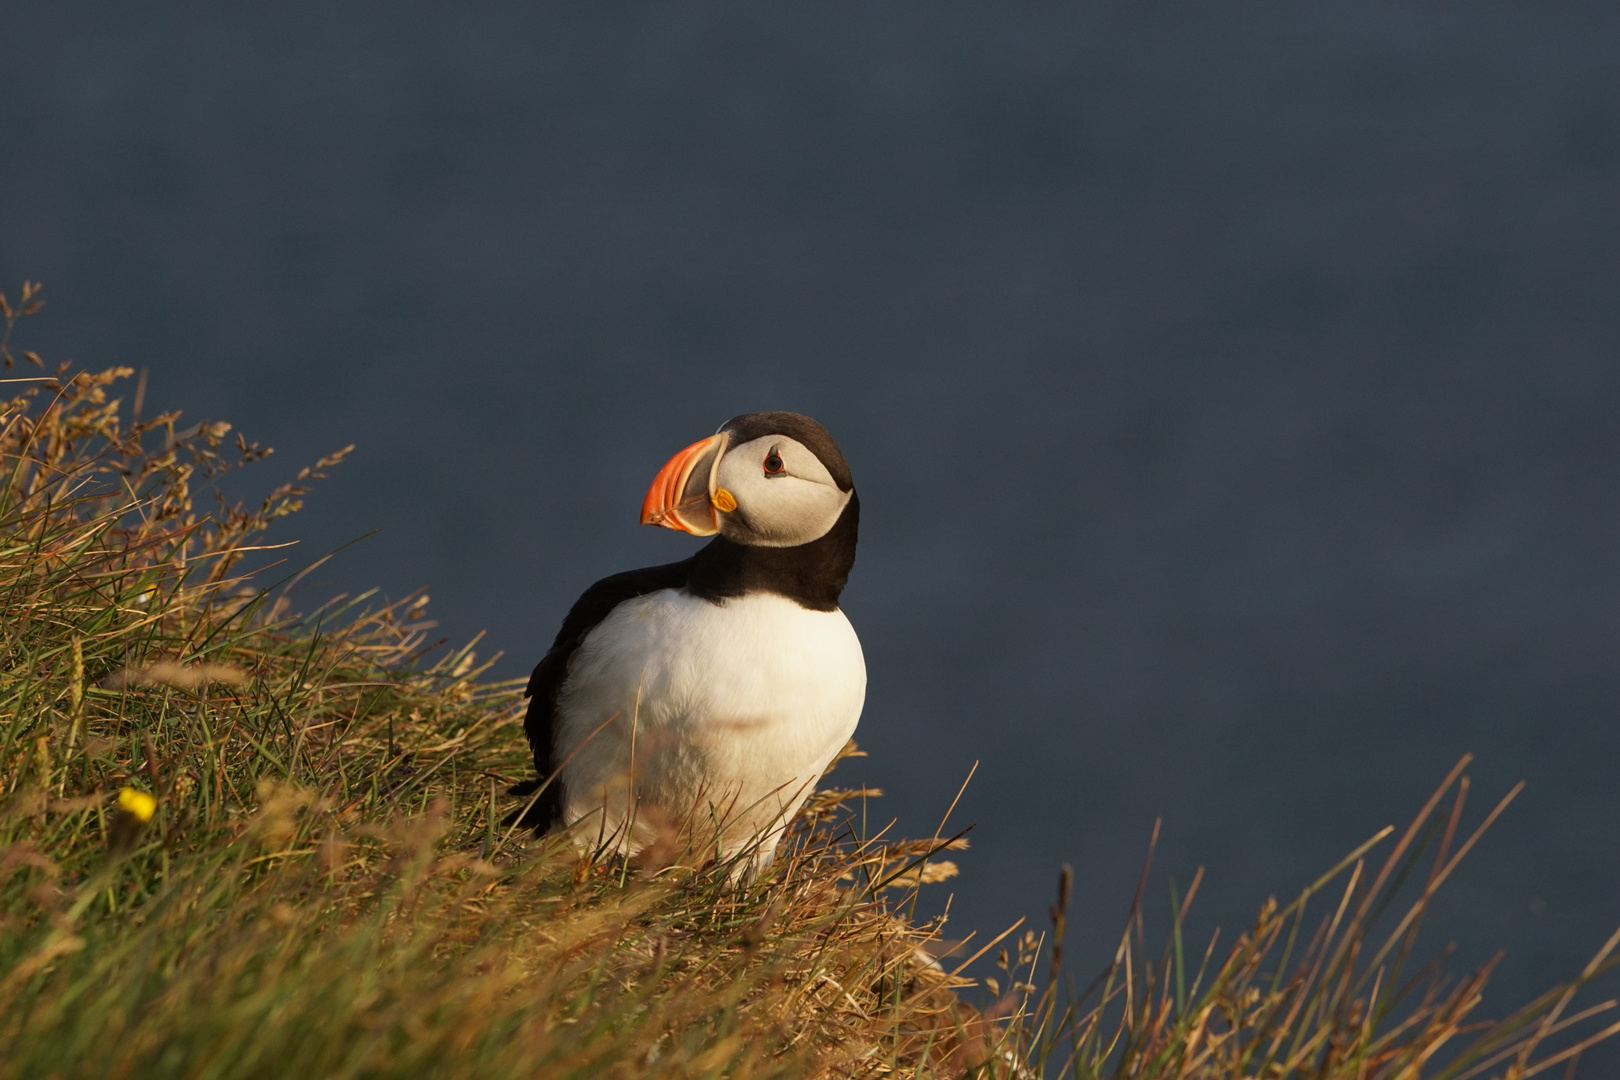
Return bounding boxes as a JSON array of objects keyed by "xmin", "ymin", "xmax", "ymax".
[{"xmin": 553, "ymin": 589, "xmax": 865, "ymax": 870}]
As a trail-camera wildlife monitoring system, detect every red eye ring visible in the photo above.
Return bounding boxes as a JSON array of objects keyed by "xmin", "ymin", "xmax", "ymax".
[{"xmin": 763, "ymin": 450, "xmax": 785, "ymax": 475}]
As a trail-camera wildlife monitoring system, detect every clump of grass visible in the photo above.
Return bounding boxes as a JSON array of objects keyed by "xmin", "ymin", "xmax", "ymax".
[
  {"xmin": 0, "ymin": 288, "xmax": 1616, "ymax": 1078},
  {"xmin": 0, "ymin": 306, "xmax": 985, "ymax": 1079},
  {"xmin": 994, "ymin": 758, "xmax": 1620, "ymax": 1080}
]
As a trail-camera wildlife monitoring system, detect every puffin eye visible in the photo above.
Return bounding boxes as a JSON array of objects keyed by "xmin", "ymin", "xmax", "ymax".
[{"xmin": 763, "ymin": 448, "xmax": 785, "ymax": 476}]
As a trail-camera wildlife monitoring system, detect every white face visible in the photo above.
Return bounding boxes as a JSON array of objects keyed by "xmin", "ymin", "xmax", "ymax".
[{"xmin": 714, "ymin": 434, "xmax": 852, "ymax": 547}]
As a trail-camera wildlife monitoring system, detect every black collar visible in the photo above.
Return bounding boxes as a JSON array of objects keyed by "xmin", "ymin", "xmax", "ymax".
[{"xmin": 686, "ymin": 492, "xmax": 859, "ymax": 611}]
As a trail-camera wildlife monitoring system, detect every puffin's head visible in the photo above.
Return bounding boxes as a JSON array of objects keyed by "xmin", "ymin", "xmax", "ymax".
[{"xmin": 640, "ymin": 411, "xmax": 853, "ymax": 547}]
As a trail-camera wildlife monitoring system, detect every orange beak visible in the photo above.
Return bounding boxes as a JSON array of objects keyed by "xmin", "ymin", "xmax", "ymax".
[{"xmin": 640, "ymin": 432, "xmax": 728, "ymax": 535}]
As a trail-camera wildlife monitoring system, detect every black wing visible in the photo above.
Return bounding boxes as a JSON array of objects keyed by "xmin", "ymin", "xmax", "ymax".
[{"xmin": 506, "ymin": 558, "xmax": 693, "ymax": 832}]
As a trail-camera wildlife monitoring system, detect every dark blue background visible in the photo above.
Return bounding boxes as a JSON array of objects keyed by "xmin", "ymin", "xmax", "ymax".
[{"xmin": 5, "ymin": 3, "xmax": 1618, "ymax": 1064}]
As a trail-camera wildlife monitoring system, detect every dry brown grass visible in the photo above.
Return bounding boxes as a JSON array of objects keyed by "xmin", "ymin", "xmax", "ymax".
[
  {"xmin": 1, "ymin": 287, "xmax": 1616, "ymax": 1078},
  {"xmin": 0, "ymin": 294, "xmax": 995, "ymax": 1079}
]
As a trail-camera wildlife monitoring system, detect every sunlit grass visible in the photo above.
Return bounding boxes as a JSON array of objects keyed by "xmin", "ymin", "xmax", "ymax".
[{"xmin": 0, "ymin": 287, "xmax": 1615, "ymax": 1078}]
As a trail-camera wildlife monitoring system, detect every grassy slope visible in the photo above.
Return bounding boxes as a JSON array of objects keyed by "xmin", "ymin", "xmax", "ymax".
[{"xmin": 1, "ymin": 298, "xmax": 1616, "ymax": 1078}]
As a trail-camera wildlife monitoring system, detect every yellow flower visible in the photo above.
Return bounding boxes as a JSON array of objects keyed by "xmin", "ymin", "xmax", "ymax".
[{"xmin": 117, "ymin": 786, "xmax": 157, "ymax": 823}]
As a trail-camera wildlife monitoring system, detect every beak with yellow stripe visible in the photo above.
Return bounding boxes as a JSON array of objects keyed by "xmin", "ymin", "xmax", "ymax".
[{"xmin": 640, "ymin": 432, "xmax": 733, "ymax": 535}]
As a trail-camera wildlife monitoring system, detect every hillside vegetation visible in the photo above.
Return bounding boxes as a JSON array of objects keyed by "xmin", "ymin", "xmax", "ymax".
[{"xmin": 1, "ymin": 289, "xmax": 1616, "ymax": 1078}]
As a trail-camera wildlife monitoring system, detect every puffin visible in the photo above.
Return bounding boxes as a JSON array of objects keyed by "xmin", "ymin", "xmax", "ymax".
[{"xmin": 508, "ymin": 411, "xmax": 864, "ymax": 875}]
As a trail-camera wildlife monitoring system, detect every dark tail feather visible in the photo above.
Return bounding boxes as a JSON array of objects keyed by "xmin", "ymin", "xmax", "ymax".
[{"xmin": 503, "ymin": 777, "xmax": 562, "ymax": 833}]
